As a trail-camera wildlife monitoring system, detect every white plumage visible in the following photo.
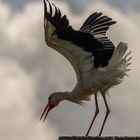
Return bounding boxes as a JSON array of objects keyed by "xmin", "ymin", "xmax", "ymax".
[{"xmin": 40, "ymin": 0, "xmax": 131, "ymax": 136}]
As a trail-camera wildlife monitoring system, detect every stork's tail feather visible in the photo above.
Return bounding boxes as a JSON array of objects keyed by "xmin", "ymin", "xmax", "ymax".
[
  {"xmin": 109, "ymin": 42, "xmax": 132, "ymax": 71},
  {"xmin": 109, "ymin": 42, "xmax": 126, "ymax": 64},
  {"xmin": 107, "ymin": 41, "xmax": 131, "ymax": 80},
  {"xmin": 95, "ymin": 42, "xmax": 132, "ymax": 94}
]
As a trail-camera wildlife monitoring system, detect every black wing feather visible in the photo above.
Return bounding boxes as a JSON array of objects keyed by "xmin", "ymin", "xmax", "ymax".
[
  {"xmin": 80, "ymin": 13, "xmax": 116, "ymax": 35},
  {"xmin": 80, "ymin": 13, "xmax": 103, "ymax": 30},
  {"xmin": 44, "ymin": 0, "xmax": 116, "ymax": 68}
]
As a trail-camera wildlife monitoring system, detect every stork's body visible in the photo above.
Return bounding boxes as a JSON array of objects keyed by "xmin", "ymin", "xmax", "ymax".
[{"xmin": 40, "ymin": 0, "xmax": 131, "ymax": 136}]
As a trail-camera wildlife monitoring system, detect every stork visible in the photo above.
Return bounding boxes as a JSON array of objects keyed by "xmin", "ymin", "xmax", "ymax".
[{"xmin": 40, "ymin": 0, "xmax": 131, "ymax": 136}]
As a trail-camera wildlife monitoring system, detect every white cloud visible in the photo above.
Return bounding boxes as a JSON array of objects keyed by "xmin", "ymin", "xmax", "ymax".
[
  {"xmin": 0, "ymin": 58, "xmax": 59, "ymax": 140},
  {"xmin": 0, "ymin": 0, "xmax": 140, "ymax": 138},
  {"xmin": 0, "ymin": 2, "xmax": 59, "ymax": 140}
]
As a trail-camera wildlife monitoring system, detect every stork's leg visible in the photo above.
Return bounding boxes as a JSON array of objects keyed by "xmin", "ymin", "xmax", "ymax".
[
  {"xmin": 85, "ymin": 94, "xmax": 99, "ymax": 136},
  {"xmin": 99, "ymin": 94, "xmax": 110, "ymax": 136}
]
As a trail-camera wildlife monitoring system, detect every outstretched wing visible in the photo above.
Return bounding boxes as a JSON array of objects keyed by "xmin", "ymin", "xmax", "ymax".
[
  {"xmin": 79, "ymin": 12, "xmax": 116, "ymax": 67},
  {"xmin": 43, "ymin": 0, "xmax": 116, "ymax": 70}
]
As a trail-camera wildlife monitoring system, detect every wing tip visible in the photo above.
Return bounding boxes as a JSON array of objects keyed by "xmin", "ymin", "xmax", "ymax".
[
  {"xmin": 43, "ymin": 0, "xmax": 53, "ymax": 21},
  {"xmin": 112, "ymin": 20, "xmax": 117, "ymax": 25},
  {"xmin": 43, "ymin": 0, "xmax": 47, "ymax": 19}
]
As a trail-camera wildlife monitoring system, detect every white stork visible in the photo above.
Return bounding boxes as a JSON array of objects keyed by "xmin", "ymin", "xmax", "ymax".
[{"xmin": 40, "ymin": 0, "xmax": 131, "ymax": 136}]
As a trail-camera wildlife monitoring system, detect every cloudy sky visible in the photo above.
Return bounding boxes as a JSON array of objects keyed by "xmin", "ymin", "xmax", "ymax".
[{"xmin": 0, "ymin": 0, "xmax": 140, "ymax": 140}]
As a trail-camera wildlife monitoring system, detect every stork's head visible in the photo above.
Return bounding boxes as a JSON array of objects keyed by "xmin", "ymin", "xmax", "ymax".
[{"xmin": 40, "ymin": 92, "xmax": 65, "ymax": 121}]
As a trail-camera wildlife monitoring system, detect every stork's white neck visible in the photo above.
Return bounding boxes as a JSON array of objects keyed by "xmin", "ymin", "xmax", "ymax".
[
  {"xmin": 57, "ymin": 84, "xmax": 91, "ymax": 105},
  {"xmin": 56, "ymin": 90, "xmax": 78, "ymax": 103}
]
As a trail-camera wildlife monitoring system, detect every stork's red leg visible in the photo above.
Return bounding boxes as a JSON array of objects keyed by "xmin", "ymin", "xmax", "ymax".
[
  {"xmin": 85, "ymin": 94, "xmax": 99, "ymax": 136},
  {"xmin": 99, "ymin": 94, "xmax": 110, "ymax": 136}
]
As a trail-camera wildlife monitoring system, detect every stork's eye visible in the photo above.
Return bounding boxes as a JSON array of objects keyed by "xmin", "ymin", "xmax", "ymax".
[{"xmin": 48, "ymin": 95, "xmax": 52, "ymax": 101}]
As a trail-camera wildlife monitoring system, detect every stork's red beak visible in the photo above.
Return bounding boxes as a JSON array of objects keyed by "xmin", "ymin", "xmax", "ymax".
[
  {"xmin": 40, "ymin": 99, "xmax": 59, "ymax": 122},
  {"xmin": 40, "ymin": 102, "xmax": 53, "ymax": 122}
]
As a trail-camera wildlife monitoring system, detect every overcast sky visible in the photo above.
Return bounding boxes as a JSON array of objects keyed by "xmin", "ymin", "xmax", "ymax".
[
  {"xmin": 0, "ymin": 0, "xmax": 140, "ymax": 140},
  {"xmin": 2, "ymin": 0, "xmax": 140, "ymax": 13}
]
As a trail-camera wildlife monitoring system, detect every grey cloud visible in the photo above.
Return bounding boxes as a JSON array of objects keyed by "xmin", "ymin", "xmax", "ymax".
[{"xmin": 3, "ymin": 0, "xmax": 140, "ymax": 14}]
